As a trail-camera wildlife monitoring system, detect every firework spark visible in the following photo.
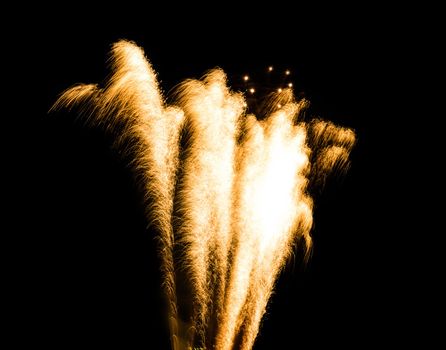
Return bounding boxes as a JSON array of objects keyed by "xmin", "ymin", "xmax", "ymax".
[{"xmin": 52, "ymin": 40, "xmax": 355, "ymax": 350}]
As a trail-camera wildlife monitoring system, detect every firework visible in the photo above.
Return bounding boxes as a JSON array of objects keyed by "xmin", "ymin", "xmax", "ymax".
[{"xmin": 52, "ymin": 40, "xmax": 355, "ymax": 350}]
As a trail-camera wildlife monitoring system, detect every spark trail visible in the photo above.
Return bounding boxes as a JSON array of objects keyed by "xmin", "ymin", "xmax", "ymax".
[{"xmin": 52, "ymin": 40, "xmax": 355, "ymax": 350}]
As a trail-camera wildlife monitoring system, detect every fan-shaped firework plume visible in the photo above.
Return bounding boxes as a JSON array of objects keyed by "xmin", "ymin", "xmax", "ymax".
[{"xmin": 51, "ymin": 40, "xmax": 355, "ymax": 350}]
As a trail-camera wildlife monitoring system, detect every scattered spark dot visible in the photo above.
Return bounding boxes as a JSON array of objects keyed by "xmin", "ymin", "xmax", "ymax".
[
  {"xmin": 278, "ymin": 88, "xmax": 283, "ymax": 93},
  {"xmin": 243, "ymin": 75, "xmax": 249, "ymax": 82},
  {"xmin": 277, "ymin": 103, "xmax": 282, "ymax": 108},
  {"xmin": 249, "ymin": 88, "xmax": 255, "ymax": 94},
  {"xmin": 268, "ymin": 66, "xmax": 273, "ymax": 72},
  {"xmin": 288, "ymin": 83, "xmax": 293, "ymax": 88},
  {"xmin": 285, "ymin": 70, "xmax": 291, "ymax": 75}
]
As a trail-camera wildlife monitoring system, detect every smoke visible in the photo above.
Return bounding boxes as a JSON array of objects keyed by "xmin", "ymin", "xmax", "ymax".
[{"xmin": 51, "ymin": 40, "xmax": 355, "ymax": 350}]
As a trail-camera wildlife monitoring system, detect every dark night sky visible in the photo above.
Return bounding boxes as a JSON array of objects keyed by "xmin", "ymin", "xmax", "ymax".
[{"xmin": 12, "ymin": 6, "xmax": 433, "ymax": 349}]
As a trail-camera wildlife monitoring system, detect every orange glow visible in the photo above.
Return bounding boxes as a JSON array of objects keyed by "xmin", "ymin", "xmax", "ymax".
[{"xmin": 52, "ymin": 40, "xmax": 355, "ymax": 350}]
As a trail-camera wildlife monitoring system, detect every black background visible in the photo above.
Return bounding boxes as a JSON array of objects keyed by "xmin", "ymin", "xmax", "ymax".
[{"xmin": 12, "ymin": 5, "xmax": 431, "ymax": 349}]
